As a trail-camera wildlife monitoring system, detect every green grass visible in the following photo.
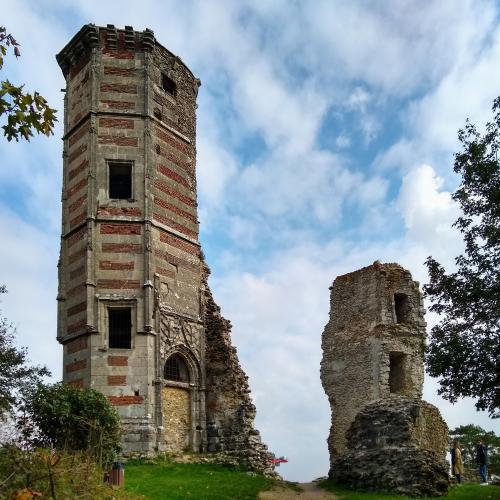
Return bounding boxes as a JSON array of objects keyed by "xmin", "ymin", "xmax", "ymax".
[
  {"xmin": 318, "ymin": 480, "xmax": 500, "ymax": 499},
  {"xmin": 124, "ymin": 460, "xmax": 275, "ymax": 499}
]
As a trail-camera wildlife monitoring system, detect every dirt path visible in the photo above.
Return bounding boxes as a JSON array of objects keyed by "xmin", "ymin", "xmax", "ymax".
[{"xmin": 259, "ymin": 482, "xmax": 338, "ymax": 499}]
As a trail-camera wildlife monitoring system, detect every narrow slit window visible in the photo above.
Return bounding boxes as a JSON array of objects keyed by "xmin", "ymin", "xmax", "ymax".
[
  {"xmin": 109, "ymin": 162, "xmax": 132, "ymax": 199},
  {"xmin": 394, "ymin": 293, "xmax": 410, "ymax": 324},
  {"xmin": 389, "ymin": 352, "xmax": 406, "ymax": 394},
  {"xmin": 161, "ymin": 73, "xmax": 176, "ymax": 96},
  {"xmin": 109, "ymin": 308, "xmax": 132, "ymax": 349},
  {"xmin": 164, "ymin": 354, "xmax": 189, "ymax": 382}
]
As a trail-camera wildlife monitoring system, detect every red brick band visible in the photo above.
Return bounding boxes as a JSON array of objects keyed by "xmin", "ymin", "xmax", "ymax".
[
  {"xmin": 153, "ymin": 196, "xmax": 197, "ymax": 224},
  {"xmin": 102, "ymin": 243, "xmax": 142, "ymax": 253},
  {"xmin": 99, "ymin": 117, "xmax": 135, "ymax": 129},
  {"xmin": 153, "ymin": 212, "xmax": 197, "ymax": 239},
  {"xmin": 67, "ymin": 319, "xmax": 86, "ymax": 335},
  {"xmin": 66, "ymin": 336, "xmax": 88, "ymax": 354},
  {"xmin": 154, "ymin": 179, "xmax": 195, "ymax": 208},
  {"xmin": 157, "ymin": 164, "xmax": 191, "ymax": 190},
  {"xmin": 107, "ymin": 375, "xmax": 126, "ymax": 386},
  {"xmin": 68, "ymin": 195, "xmax": 87, "ymax": 214},
  {"xmin": 68, "ymin": 123, "xmax": 90, "ymax": 147},
  {"xmin": 66, "ymin": 359, "xmax": 87, "ymax": 373},
  {"xmin": 98, "ymin": 135, "xmax": 138, "ymax": 147},
  {"xmin": 100, "ymin": 224, "xmax": 141, "ymax": 235},
  {"xmin": 68, "ymin": 160, "xmax": 89, "ymax": 182},
  {"xmin": 100, "ymin": 82, "xmax": 137, "ymax": 94},
  {"xmin": 155, "ymin": 126, "xmax": 190, "ymax": 156},
  {"xmin": 67, "ymin": 301, "xmax": 86, "ymax": 317},
  {"xmin": 100, "ymin": 100, "xmax": 136, "ymax": 110},
  {"xmin": 66, "ymin": 227, "xmax": 87, "ymax": 248},
  {"xmin": 108, "ymin": 355, "xmax": 128, "ymax": 366},
  {"xmin": 66, "ymin": 178, "xmax": 87, "ymax": 199},
  {"xmin": 68, "ymin": 144, "xmax": 88, "ymax": 164},
  {"xmin": 159, "ymin": 232, "xmax": 199, "ymax": 256},
  {"xmin": 108, "ymin": 395, "xmax": 144, "ymax": 406}
]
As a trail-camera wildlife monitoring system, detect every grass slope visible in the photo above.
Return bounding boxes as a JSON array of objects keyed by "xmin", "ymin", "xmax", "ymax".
[
  {"xmin": 319, "ymin": 480, "xmax": 500, "ymax": 499},
  {"xmin": 125, "ymin": 460, "xmax": 274, "ymax": 500}
]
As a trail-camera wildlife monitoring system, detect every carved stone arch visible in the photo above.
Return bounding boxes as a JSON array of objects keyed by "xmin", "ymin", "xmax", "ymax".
[
  {"xmin": 162, "ymin": 345, "xmax": 201, "ymax": 386},
  {"xmin": 160, "ymin": 345, "xmax": 205, "ymax": 453}
]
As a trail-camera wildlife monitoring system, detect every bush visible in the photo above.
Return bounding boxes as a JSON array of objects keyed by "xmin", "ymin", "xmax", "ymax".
[{"xmin": 20, "ymin": 383, "xmax": 121, "ymax": 468}]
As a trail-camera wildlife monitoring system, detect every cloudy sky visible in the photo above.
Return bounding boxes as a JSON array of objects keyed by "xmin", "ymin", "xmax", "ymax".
[{"xmin": 1, "ymin": 0, "xmax": 499, "ymax": 481}]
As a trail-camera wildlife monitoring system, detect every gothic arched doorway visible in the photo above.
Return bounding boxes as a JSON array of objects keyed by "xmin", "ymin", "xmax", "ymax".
[{"xmin": 162, "ymin": 353, "xmax": 191, "ymax": 452}]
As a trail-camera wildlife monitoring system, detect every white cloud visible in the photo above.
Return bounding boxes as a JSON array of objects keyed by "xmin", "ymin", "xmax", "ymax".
[{"xmin": 398, "ymin": 164, "xmax": 462, "ymax": 261}]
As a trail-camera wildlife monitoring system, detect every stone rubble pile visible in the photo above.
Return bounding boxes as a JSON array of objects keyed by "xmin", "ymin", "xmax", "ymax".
[{"xmin": 332, "ymin": 396, "xmax": 449, "ymax": 497}]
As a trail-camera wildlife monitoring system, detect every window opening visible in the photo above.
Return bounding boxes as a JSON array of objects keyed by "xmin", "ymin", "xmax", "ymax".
[
  {"xmin": 161, "ymin": 73, "xmax": 176, "ymax": 96},
  {"xmin": 109, "ymin": 162, "xmax": 132, "ymax": 199},
  {"xmin": 108, "ymin": 308, "xmax": 132, "ymax": 349},
  {"xmin": 394, "ymin": 293, "xmax": 410, "ymax": 324},
  {"xmin": 164, "ymin": 354, "xmax": 189, "ymax": 382},
  {"xmin": 389, "ymin": 352, "xmax": 406, "ymax": 394}
]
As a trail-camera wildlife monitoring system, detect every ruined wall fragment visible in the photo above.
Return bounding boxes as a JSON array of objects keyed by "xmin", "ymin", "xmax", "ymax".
[
  {"xmin": 332, "ymin": 397, "xmax": 449, "ymax": 497},
  {"xmin": 321, "ymin": 262, "xmax": 448, "ymax": 496},
  {"xmin": 321, "ymin": 262, "xmax": 426, "ymax": 462}
]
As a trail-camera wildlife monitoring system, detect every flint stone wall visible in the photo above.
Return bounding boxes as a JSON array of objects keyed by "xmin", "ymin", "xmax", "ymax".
[
  {"xmin": 332, "ymin": 397, "xmax": 449, "ymax": 497},
  {"xmin": 321, "ymin": 262, "xmax": 426, "ymax": 462}
]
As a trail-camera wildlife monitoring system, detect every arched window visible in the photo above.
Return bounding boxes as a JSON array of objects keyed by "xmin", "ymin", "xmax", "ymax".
[{"xmin": 164, "ymin": 354, "xmax": 189, "ymax": 382}]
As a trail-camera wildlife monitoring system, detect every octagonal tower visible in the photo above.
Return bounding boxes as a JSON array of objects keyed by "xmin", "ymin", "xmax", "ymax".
[{"xmin": 56, "ymin": 23, "xmax": 205, "ymax": 453}]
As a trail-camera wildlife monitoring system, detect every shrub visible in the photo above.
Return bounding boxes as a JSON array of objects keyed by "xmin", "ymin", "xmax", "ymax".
[{"xmin": 20, "ymin": 383, "xmax": 121, "ymax": 468}]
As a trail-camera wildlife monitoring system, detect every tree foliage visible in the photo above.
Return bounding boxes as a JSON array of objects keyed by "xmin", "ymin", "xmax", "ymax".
[
  {"xmin": 21, "ymin": 383, "xmax": 122, "ymax": 468},
  {"xmin": 424, "ymin": 97, "xmax": 500, "ymax": 418},
  {"xmin": 0, "ymin": 286, "xmax": 49, "ymax": 413},
  {"xmin": 0, "ymin": 26, "xmax": 56, "ymax": 141},
  {"xmin": 450, "ymin": 424, "xmax": 500, "ymax": 473}
]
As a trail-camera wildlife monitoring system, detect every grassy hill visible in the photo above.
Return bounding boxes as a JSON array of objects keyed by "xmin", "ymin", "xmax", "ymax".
[
  {"xmin": 124, "ymin": 459, "xmax": 500, "ymax": 500},
  {"xmin": 124, "ymin": 460, "xmax": 276, "ymax": 499}
]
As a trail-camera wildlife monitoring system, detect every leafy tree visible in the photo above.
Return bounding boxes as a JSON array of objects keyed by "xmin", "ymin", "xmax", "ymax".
[
  {"xmin": 0, "ymin": 285, "xmax": 49, "ymax": 413},
  {"xmin": 0, "ymin": 26, "xmax": 56, "ymax": 141},
  {"xmin": 21, "ymin": 383, "xmax": 122, "ymax": 468},
  {"xmin": 450, "ymin": 424, "xmax": 500, "ymax": 474},
  {"xmin": 424, "ymin": 96, "xmax": 500, "ymax": 418}
]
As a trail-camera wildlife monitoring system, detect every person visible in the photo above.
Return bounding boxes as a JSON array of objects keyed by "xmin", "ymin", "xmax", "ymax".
[
  {"xmin": 451, "ymin": 440, "xmax": 465, "ymax": 484},
  {"xmin": 476, "ymin": 439, "xmax": 489, "ymax": 484}
]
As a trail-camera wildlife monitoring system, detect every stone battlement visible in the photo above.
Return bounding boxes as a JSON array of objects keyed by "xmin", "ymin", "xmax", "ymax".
[{"xmin": 57, "ymin": 24, "xmax": 198, "ymax": 83}]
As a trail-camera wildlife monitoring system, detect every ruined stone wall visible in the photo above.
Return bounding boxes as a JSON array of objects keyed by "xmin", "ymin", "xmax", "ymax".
[
  {"xmin": 203, "ymin": 273, "xmax": 275, "ymax": 475},
  {"xmin": 333, "ymin": 397, "xmax": 449, "ymax": 497},
  {"xmin": 321, "ymin": 262, "xmax": 426, "ymax": 462}
]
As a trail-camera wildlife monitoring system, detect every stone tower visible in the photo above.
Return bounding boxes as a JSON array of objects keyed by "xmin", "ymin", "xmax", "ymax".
[
  {"xmin": 56, "ymin": 24, "xmax": 273, "ymax": 473},
  {"xmin": 320, "ymin": 262, "xmax": 426, "ymax": 461}
]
